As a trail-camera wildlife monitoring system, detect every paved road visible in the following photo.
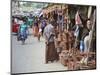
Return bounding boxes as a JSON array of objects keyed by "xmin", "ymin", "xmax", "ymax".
[{"xmin": 11, "ymin": 28, "xmax": 67, "ymax": 73}]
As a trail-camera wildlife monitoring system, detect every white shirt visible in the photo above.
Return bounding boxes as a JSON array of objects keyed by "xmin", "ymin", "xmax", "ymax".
[{"xmin": 44, "ymin": 24, "xmax": 54, "ymax": 42}]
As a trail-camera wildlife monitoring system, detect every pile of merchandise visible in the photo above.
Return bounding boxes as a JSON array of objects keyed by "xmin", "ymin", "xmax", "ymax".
[{"xmin": 54, "ymin": 30, "xmax": 96, "ymax": 70}]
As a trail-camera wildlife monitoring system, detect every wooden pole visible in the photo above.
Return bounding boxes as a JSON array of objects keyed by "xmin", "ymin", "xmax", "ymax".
[
  {"xmin": 88, "ymin": 6, "xmax": 92, "ymax": 19},
  {"xmin": 88, "ymin": 10, "xmax": 96, "ymax": 52}
]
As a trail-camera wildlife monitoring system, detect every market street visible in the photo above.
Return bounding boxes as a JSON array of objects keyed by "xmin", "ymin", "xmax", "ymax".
[{"xmin": 11, "ymin": 28, "xmax": 67, "ymax": 73}]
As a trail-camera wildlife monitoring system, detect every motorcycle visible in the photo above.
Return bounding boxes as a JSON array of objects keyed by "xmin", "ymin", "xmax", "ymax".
[
  {"xmin": 20, "ymin": 32, "xmax": 26, "ymax": 45},
  {"xmin": 17, "ymin": 25, "xmax": 28, "ymax": 45}
]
